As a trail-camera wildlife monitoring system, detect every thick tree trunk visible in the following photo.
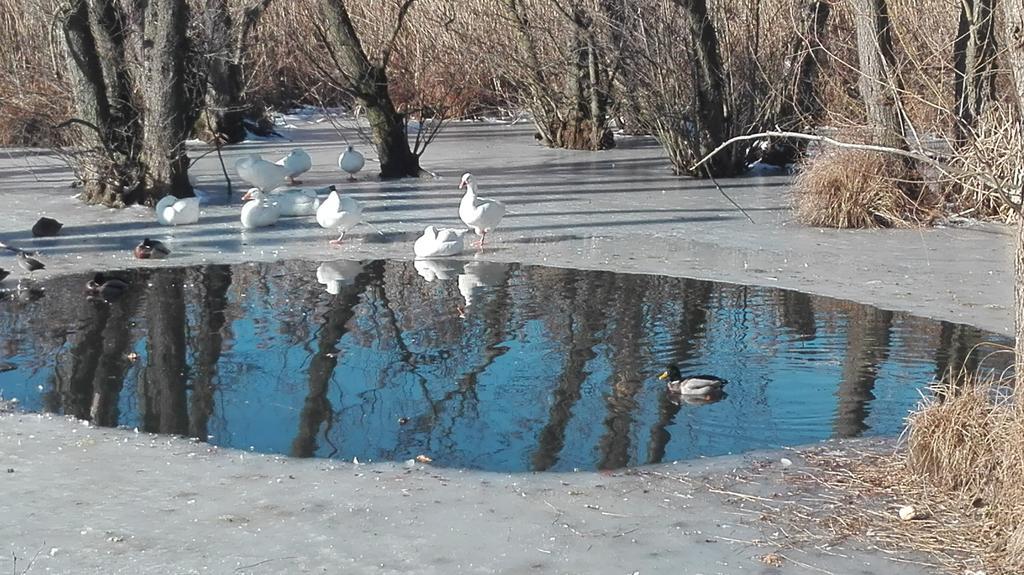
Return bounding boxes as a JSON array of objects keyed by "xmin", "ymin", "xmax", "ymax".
[
  {"xmin": 319, "ymin": 0, "xmax": 420, "ymax": 178},
  {"xmin": 201, "ymin": 0, "xmax": 273, "ymax": 143},
  {"xmin": 138, "ymin": 0, "xmax": 193, "ymax": 202},
  {"xmin": 850, "ymin": 0, "xmax": 905, "ymax": 147},
  {"xmin": 140, "ymin": 269, "xmax": 190, "ymax": 436},
  {"xmin": 671, "ymin": 0, "xmax": 735, "ymax": 176},
  {"xmin": 952, "ymin": 0, "xmax": 997, "ymax": 147},
  {"xmin": 203, "ymin": 0, "xmax": 248, "ymax": 143},
  {"xmin": 998, "ymin": 0, "xmax": 1024, "ymax": 391}
]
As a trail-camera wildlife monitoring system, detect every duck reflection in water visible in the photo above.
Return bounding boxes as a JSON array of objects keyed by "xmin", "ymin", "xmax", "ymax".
[
  {"xmin": 316, "ymin": 260, "xmax": 364, "ymax": 295},
  {"xmin": 457, "ymin": 261, "xmax": 507, "ymax": 318}
]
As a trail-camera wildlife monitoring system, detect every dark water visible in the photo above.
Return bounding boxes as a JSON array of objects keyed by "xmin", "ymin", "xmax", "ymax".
[{"xmin": 0, "ymin": 260, "xmax": 1009, "ymax": 471}]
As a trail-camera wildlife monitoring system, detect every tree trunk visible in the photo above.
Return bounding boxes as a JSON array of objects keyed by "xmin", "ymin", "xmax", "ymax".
[
  {"xmin": 138, "ymin": 0, "xmax": 193, "ymax": 201},
  {"xmin": 850, "ymin": 0, "xmax": 905, "ymax": 147},
  {"xmin": 201, "ymin": 0, "xmax": 273, "ymax": 143},
  {"xmin": 763, "ymin": 0, "xmax": 831, "ymax": 165},
  {"xmin": 671, "ymin": 0, "xmax": 735, "ymax": 176},
  {"xmin": 140, "ymin": 269, "xmax": 190, "ymax": 436},
  {"xmin": 318, "ymin": 0, "xmax": 420, "ymax": 178},
  {"xmin": 952, "ymin": 0, "xmax": 998, "ymax": 147},
  {"xmin": 999, "ymin": 0, "xmax": 1024, "ymax": 391}
]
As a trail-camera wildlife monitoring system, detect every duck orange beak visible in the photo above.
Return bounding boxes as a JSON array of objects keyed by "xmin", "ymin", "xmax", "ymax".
[
  {"xmin": 658, "ymin": 372, "xmax": 669, "ymax": 380},
  {"xmin": 458, "ymin": 180, "xmax": 465, "ymax": 190},
  {"xmin": 241, "ymin": 189, "xmax": 255, "ymax": 201}
]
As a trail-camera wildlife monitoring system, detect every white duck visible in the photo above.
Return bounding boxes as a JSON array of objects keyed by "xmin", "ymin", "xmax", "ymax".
[
  {"xmin": 155, "ymin": 195, "xmax": 200, "ymax": 226},
  {"xmin": 459, "ymin": 173, "xmax": 506, "ymax": 247},
  {"xmin": 236, "ymin": 153, "xmax": 288, "ymax": 192},
  {"xmin": 457, "ymin": 260, "xmax": 507, "ymax": 312},
  {"xmin": 338, "ymin": 145, "xmax": 365, "ymax": 180},
  {"xmin": 270, "ymin": 185, "xmax": 332, "ymax": 217},
  {"xmin": 240, "ymin": 188, "xmax": 282, "ymax": 229},
  {"xmin": 413, "ymin": 226, "xmax": 468, "ymax": 259},
  {"xmin": 316, "ymin": 260, "xmax": 364, "ymax": 294},
  {"xmin": 316, "ymin": 190, "xmax": 381, "ymax": 244},
  {"xmin": 276, "ymin": 148, "xmax": 312, "ymax": 184},
  {"xmin": 414, "ymin": 259, "xmax": 464, "ymax": 282}
]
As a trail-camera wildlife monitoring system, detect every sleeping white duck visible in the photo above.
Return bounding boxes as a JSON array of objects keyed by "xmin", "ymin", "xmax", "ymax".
[
  {"xmin": 315, "ymin": 190, "xmax": 382, "ymax": 244},
  {"xmin": 413, "ymin": 225, "xmax": 468, "ymax": 258},
  {"xmin": 155, "ymin": 194, "xmax": 200, "ymax": 226},
  {"xmin": 459, "ymin": 173, "xmax": 506, "ymax": 247},
  {"xmin": 240, "ymin": 188, "xmax": 281, "ymax": 229},
  {"xmin": 276, "ymin": 148, "xmax": 312, "ymax": 184},
  {"xmin": 236, "ymin": 153, "xmax": 287, "ymax": 192},
  {"xmin": 270, "ymin": 184, "xmax": 332, "ymax": 217}
]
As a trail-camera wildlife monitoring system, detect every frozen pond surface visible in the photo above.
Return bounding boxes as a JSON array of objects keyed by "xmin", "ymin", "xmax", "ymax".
[{"xmin": 0, "ymin": 259, "xmax": 1008, "ymax": 471}]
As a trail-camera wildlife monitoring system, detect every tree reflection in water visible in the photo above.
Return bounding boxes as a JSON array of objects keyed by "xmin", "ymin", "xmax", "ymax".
[{"xmin": 0, "ymin": 260, "xmax": 1010, "ymax": 471}]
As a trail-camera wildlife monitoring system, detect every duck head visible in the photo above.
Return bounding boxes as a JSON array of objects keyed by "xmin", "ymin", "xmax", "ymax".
[
  {"xmin": 241, "ymin": 187, "xmax": 264, "ymax": 202},
  {"xmin": 459, "ymin": 173, "xmax": 476, "ymax": 191},
  {"xmin": 658, "ymin": 364, "xmax": 683, "ymax": 382}
]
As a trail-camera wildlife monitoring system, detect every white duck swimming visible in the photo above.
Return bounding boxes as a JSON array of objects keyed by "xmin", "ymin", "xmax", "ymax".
[
  {"xmin": 236, "ymin": 153, "xmax": 288, "ymax": 192},
  {"xmin": 269, "ymin": 184, "xmax": 332, "ymax": 217},
  {"xmin": 414, "ymin": 259, "xmax": 464, "ymax": 282},
  {"xmin": 338, "ymin": 145, "xmax": 365, "ymax": 180},
  {"xmin": 316, "ymin": 190, "xmax": 381, "ymax": 244},
  {"xmin": 276, "ymin": 148, "xmax": 312, "ymax": 184},
  {"xmin": 316, "ymin": 260, "xmax": 365, "ymax": 294},
  {"xmin": 413, "ymin": 226, "xmax": 468, "ymax": 258},
  {"xmin": 459, "ymin": 173, "xmax": 505, "ymax": 247},
  {"xmin": 240, "ymin": 188, "xmax": 282, "ymax": 229},
  {"xmin": 155, "ymin": 194, "xmax": 200, "ymax": 226}
]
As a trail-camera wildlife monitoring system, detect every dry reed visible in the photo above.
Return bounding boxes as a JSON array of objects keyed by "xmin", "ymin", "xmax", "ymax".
[{"xmin": 792, "ymin": 146, "xmax": 938, "ymax": 228}]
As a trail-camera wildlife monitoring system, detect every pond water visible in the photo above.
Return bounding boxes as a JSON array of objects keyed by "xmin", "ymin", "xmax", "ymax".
[{"xmin": 0, "ymin": 259, "xmax": 1009, "ymax": 471}]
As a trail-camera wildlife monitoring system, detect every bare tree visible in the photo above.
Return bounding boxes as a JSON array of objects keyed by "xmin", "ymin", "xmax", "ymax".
[
  {"xmin": 60, "ymin": 0, "xmax": 194, "ymax": 206},
  {"xmin": 306, "ymin": 0, "xmax": 421, "ymax": 178},
  {"xmin": 850, "ymin": 0, "xmax": 906, "ymax": 148},
  {"xmin": 1000, "ymin": 0, "xmax": 1024, "ymax": 390},
  {"xmin": 952, "ymin": 0, "xmax": 998, "ymax": 147}
]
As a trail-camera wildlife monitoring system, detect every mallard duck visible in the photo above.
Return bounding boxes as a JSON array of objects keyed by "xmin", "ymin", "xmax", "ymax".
[
  {"xmin": 16, "ymin": 251, "xmax": 44, "ymax": 273},
  {"xmin": 270, "ymin": 184, "xmax": 332, "ymax": 217},
  {"xmin": 659, "ymin": 365, "xmax": 728, "ymax": 397},
  {"xmin": 155, "ymin": 195, "xmax": 200, "ymax": 226},
  {"xmin": 31, "ymin": 217, "xmax": 63, "ymax": 237},
  {"xmin": 459, "ymin": 173, "xmax": 505, "ymax": 248},
  {"xmin": 133, "ymin": 238, "xmax": 170, "ymax": 259},
  {"xmin": 240, "ymin": 188, "xmax": 282, "ymax": 229},
  {"xmin": 276, "ymin": 148, "xmax": 312, "ymax": 184},
  {"xmin": 85, "ymin": 272, "xmax": 130, "ymax": 301},
  {"xmin": 315, "ymin": 190, "xmax": 382, "ymax": 244},
  {"xmin": 338, "ymin": 145, "xmax": 365, "ymax": 180},
  {"xmin": 413, "ymin": 225, "xmax": 468, "ymax": 258}
]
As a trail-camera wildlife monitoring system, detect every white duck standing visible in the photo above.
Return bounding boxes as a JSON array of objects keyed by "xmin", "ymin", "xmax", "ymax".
[
  {"xmin": 236, "ymin": 153, "xmax": 288, "ymax": 192},
  {"xmin": 459, "ymin": 173, "xmax": 505, "ymax": 248},
  {"xmin": 316, "ymin": 190, "xmax": 381, "ymax": 244},
  {"xmin": 413, "ymin": 226, "xmax": 468, "ymax": 259},
  {"xmin": 316, "ymin": 260, "xmax": 365, "ymax": 294},
  {"xmin": 338, "ymin": 145, "xmax": 365, "ymax": 180},
  {"xmin": 155, "ymin": 195, "xmax": 200, "ymax": 226},
  {"xmin": 276, "ymin": 148, "xmax": 312, "ymax": 184},
  {"xmin": 270, "ymin": 184, "xmax": 332, "ymax": 217},
  {"xmin": 240, "ymin": 188, "xmax": 282, "ymax": 229}
]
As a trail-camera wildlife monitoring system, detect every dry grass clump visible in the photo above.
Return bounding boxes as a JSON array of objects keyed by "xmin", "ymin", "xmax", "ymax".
[{"xmin": 793, "ymin": 146, "xmax": 939, "ymax": 228}]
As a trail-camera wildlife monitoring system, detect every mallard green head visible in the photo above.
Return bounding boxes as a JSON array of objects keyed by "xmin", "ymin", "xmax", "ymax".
[{"xmin": 659, "ymin": 364, "xmax": 683, "ymax": 382}]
